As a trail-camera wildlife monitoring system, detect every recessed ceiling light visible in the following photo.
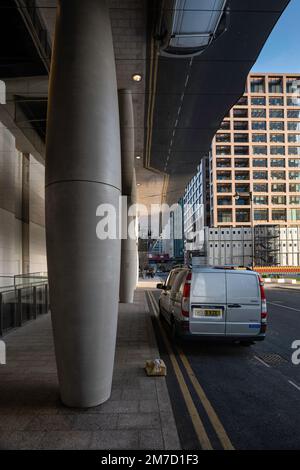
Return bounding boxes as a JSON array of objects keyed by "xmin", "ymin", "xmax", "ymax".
[
  {"xmin": 132, "ymin": 74, "xmax": 142, "ymax": 82},
  {"xmin": 136, "ymin": 155, "xmax": 141, "ymax": 160},
  {"xmin": 137, "ymin": 183, "xmax": 141, "ymax": 186}
]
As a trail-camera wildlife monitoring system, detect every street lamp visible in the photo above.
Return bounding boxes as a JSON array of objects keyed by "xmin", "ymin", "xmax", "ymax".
[{"xmin": 234, "ymin": 191, "xmax": 255, "ymax": 269}]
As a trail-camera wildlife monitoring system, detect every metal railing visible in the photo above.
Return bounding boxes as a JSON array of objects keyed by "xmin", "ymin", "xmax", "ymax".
[{"xmin": 0, "ymin": 273, "xmax": 49, "ymax": 337}]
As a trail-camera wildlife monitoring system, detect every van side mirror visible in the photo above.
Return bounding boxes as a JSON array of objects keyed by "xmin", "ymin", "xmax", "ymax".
[{"xmin": 156, "ymin": 283, "xmax": 164, "ymax": 289}]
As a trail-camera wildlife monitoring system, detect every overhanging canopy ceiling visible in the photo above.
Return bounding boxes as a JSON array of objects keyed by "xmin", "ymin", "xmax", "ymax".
[{"xmin": 145, "ymin": 0, "xmax": 290, "ymax": 204}]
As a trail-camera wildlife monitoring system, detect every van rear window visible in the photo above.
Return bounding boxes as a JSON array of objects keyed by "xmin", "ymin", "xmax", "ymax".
[
  {"xmin": 191, "ymin": 273, "xmax": 226, "ymax": 302},
  {"xmin": 227, "ymin": 274, "xmax": 259, "ymax": 302}
]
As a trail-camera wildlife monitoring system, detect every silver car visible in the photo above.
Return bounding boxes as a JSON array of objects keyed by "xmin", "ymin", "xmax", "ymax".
[{"xmin": 157, "ymin": 266, "xmax": 267, "ymax": 344}]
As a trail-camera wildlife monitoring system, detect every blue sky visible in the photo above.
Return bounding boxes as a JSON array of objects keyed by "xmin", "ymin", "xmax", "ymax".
[{"xmin": 252, "ymin": 0, "xmax": 300, "ymax": 73}]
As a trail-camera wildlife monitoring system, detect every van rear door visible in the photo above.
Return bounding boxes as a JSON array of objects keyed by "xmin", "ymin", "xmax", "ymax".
[
  {"xmin": 189, "ymin": 271, "xmax": 226, "ymax": 335},
  {"xmin": 225, "ymin": 272, "xmax": 261, "ymax": 337}
]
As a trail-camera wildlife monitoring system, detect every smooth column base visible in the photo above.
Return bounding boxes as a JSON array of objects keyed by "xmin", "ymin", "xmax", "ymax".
[{"xmin": 46, "ymin": 181, "xmax": 121, "ymax": 408}]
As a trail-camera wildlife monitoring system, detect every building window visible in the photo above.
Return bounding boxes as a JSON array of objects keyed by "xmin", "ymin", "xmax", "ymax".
[
  {"xmin": 251, "ymin": 108, "xmax": 266, "ymax": 118},
  {"xmin": 216, "ymin": 158, "xmax": 231, "ymax": 168},
  {"xmin": 271, "ymin": 171, "xmax": 286, "ymax": 180},
  {"xmin": 252, "ymin": 134, "xmax": 267, "ymax": 143},
  {"xmin": 272, "ymin": 209, "xmax": 286, "ymax": 221},
  {"xmin": 217, "ymin": 183, "xmax": 232, "ymax": 193},
  {"xmin": 253, "ymin": 158, "xmax": 267, "ymax": 167},
  {"xmin": 270, "ymin": 159, "xmax": 285, "ymax": 167},
  {"xmin": 217, "ymin": 196, "xmax": 232, "ymax": 206},
  {"xmin": 270, "ymin": 134, "xmax": 285, "ymax": 143},
  {"xmin": 234, "ymin": 133, "xmax": 248, "ymax": 143},
  {"xmin": 254, "ymin": 210, "xmax": 268, "ymax": 221},
  {"xmin": 287, "ymin": 110, "xmax": 300, "ymax": 118},
  {"xmin": 237, "ymin": 96, "xmax": 248, "ymax": 106},
  {"xmin": 253, "ymin": 171, "xmax": 268, "ymax": 180},
  {"xmin": 216, "ymin": 146, "xmax": 231, "ymax": 155},
  {"xmin": 268, "ymin": 78, "xmax": 283, "ymax": 94},
  {"xmin": 216, "ymin": 133, "xmax": 231, "ymax": 143},
  {"xmin": 236, "ymin": 196, "xmax": 250, "ymax": 206},
  {"xmin": 233, "ymin": 108, "xmax": 248, "ymax": 118},
  {"xmin": 253, "ymin": 146, "xmax": 267, "ymax": 155},
  {"xmin": 289, "ymin": 159, "xmax": 300, "ymax": 167},
  {"xmin": 290, "ymin": 183, "xmax": 300, "ymax": 192},
  {"xmin": 235, "ymin": 171, "xmax": 249, "ymax": 180},
  {"xmin": 252, "ymin": 121, "xmax": 266, "ymax": 130},
  {"xmin": 250, "ymin": 77, "xmax": 265, "ymax": 93},
  {"xmin": 269, "ymin": 97, "xmax": 284, "ymax": 106},
  {"xmin": 234, "ymin": 121, "xmax": 248, "ymax": 131},
  {"xmin": 270, "ymin": 121, "xmax": 284, "ymax": 131},
  {"xmin": 288, "ymin": 122, "xmax": 300, "ymax": 131},
  {"xmin": 251, "ymin": 97, "xmax": 266, "ymax": 106},
  {"xmin": 236, "ymin": 209, "xmax": 250, "ymax": 223},
  {"xmin": 269, "ymin": 109, "xmax": 284, "ymax": 118},
  {"xmin": 234, "ymin": 146, "xmax": 249, "ymax": 155},
  {"xmin": 287, "ymin": 97, "xmax": 300, "ymax": 106},
  {"xmin": 217, "ymin": 209, "xmax": 232, "ymax": 223},
  {"xmin": 253, "ymin": 196, "xmax": 268, "ymax": 205},
  {"xmin": 272, "ymin": 196, "xmax": 286, "ymax": 205},
  {"xmin": 235, "ymin": 159, "xmax": 249, "ymax": 168},
  {"xmin": 288, "ymin": 134, "xmax": 300, "ymax": 143},
  {"xmin": 288, "ymin": 146, "xmax": 300, "ymax": 156},
  {"xmin": 220, "ymin": 121, "xmax": 230, "ymax": 130},
  {"xmin": 253, "ymin": 183, "xmax": 268, "ymax": 192},
  {"xmin": 289, "ymin": 171, "xmax": 300, "ymax": 180},
  {"xmin": 217, "ymin": 171, "xmax": 231, "ymax": 180},
  {"xmin": 290, "ymin": 196, "xmax": 300, "ymax": 205},
  {"xmin": 236, "ymin": 183, "xmax": 250, "ymax": 193},
  {"xmin": 270, "ymin": 146, "xmax": 285, "ymax": 155},
  {"xmin": 271, "ymin": 183, "xmax": 286, "ymax": 192},
  {"xmin": 288, "ymin": 209, "xmax": 300, "ymax": 221},
  {"xmin": 286, "ymin": 78, "xmax": 300, "ymax": 94}
]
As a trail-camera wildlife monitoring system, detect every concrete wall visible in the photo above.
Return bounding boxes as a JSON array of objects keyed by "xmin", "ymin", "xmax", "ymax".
[
  {"xmin": 0, "ymin": 121, "xmax": 47, "ymax": 276},
  {"xmin": 29, "ymin": 155, "xmax": 47, "ymax": 273},
  {"xmin": 0, "ymin": 122, "xmax": 22, "ymax": 275}
]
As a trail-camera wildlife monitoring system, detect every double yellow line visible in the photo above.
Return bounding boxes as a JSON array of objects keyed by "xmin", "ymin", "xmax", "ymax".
[{"xmin": 147, "ymin": 290, "xmax": 234, "ymax": 451}]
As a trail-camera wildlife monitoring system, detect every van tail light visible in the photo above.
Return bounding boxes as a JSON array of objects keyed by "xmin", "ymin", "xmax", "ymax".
[
  {"xmin": 259, "ymin": 276, "xmax": 267, "ymax": 325},
  {"xmin": 181, "ymin": 272, "xmax": 192, "ymax": 318}
]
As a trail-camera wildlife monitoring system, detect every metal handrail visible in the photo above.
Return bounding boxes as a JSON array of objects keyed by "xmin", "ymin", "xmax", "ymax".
[{"xmin": 0, "ymin": 273, "xmax": 49, "ymax": 337}]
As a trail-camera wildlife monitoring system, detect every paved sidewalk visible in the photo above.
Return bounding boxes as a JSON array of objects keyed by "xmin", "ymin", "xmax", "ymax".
[{"xmin": 0, "ymin": 289, "xmax": 180, "ymax": 450}]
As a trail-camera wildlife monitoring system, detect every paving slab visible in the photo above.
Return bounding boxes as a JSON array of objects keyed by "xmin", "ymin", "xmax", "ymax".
[{"xmin": 0, "ymin": 288, "xmax": 180, "ymax": 450}]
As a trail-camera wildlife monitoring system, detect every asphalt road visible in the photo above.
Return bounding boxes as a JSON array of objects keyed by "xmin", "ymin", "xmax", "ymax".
[{"xmin": 149, "ymin": 286, "xmax": 300, "ymax": 450}]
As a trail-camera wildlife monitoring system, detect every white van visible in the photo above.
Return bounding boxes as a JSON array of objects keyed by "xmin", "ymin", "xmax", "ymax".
[{"xmin": 157, "ymin": 266, "xmax": 267, "ymax": 344}]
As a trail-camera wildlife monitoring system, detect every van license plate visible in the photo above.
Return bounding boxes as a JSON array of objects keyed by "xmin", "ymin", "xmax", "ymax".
[{"xmin": 193, "ymin": 308, "xmax": 222, "ymax": 319}]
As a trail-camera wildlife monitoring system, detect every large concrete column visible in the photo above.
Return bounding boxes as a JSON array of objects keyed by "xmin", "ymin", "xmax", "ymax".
[
  {"xmin": 45, "ymin": 0, "xmax": 121, "ymax": 408},
  {"xmin": 131, "ymin": 168, "xmax": 139, "ymax": 286},
  {"xmin": 119, "ymin": 90, "xmax": 137, "ymax": 303}
]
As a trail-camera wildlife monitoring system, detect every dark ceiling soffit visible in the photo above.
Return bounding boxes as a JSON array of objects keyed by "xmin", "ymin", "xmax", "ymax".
[
  {"xmin": 146, "ymin": 0, "xmax": 291, "ymax": 204},
  {"xmin": 0, "ymin": 0, "xmax": 51, "ymax": 78}
]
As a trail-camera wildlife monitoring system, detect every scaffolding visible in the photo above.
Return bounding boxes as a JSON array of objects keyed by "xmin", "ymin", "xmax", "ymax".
[{"xmin": 254, "ymin": 225, "xmax": 281, "ymax": 267}]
